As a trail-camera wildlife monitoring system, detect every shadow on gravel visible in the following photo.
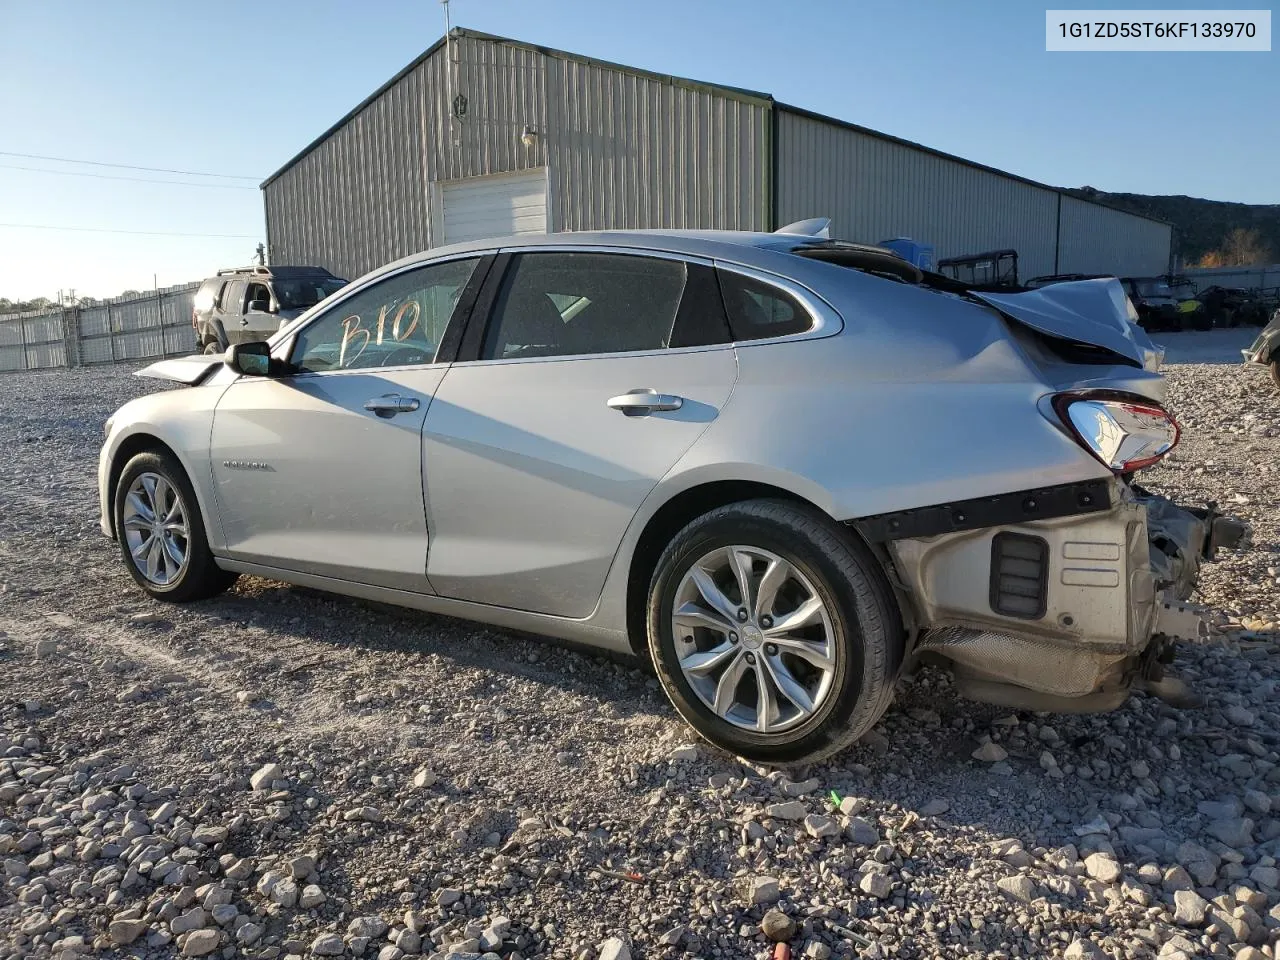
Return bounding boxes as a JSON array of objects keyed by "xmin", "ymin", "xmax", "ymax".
[
  {"xmin": 175, "ymin": 575, "xmax": 1179, "ymax": 845},
  {"xmin": 182, "ymin": 576, "xmax": 660, "ymax": 715}
]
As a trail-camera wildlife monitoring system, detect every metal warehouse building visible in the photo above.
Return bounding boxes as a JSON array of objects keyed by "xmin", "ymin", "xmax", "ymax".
[{"xmin": 262, "ymin": 28, "xmax": 1171, "ymax": 282}]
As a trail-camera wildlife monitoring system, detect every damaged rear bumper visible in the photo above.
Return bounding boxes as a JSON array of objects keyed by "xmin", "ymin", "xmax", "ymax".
[{"xmin": 863, "ymin": 480, "xmax": 1249, "ymax": 713}]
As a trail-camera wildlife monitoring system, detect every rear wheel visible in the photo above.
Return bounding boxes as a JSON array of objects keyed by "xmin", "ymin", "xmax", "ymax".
[
  {"xmin": 1270, "ymin": 358, "xmax": 1280, "ymax": 392},
  {"xmin": 202, "ymin": 339, "xmax": 222, "ymax": 355},
  {"xmin": 647, "ymin": 499, "xmax": 904, "ymax": 765},
  {"xmin": 114, "ymin": 451, "xmax": 238, "ymax": 602}
]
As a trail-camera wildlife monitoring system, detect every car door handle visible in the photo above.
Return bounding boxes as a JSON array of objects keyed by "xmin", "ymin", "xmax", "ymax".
[
  {"xmin": 606, "ymin": 389, "xmax": 684, "ymax": 416},
  {"xmin": 363, "ymin": 395, "xmax": 420, "ymax": 417}
]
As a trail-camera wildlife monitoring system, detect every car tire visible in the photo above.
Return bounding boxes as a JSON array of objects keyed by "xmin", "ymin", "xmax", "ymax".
[
  {"xmin": 202, "ymin": 339, "xmax": 222, "ymax": 355},
  {"xmin": 647, "ymin": 499, "xmax": 904, "ymax": 765},
  {"xmin": 1270, "ymin": 358, "xmax": 1280, "ymax": 392},
  {"xmin": 114, "ymin": 450, "xmax": 238, "ymax": 603}
]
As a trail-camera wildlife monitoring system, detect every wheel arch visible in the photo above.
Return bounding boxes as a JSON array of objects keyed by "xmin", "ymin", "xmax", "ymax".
[
  {"xmin": 623, "ymin": 479, "xmax": 895, "ymax": 657},
  {"xmin": 105, "ymin": 431, "xmax": 204, "ymax": 540}
]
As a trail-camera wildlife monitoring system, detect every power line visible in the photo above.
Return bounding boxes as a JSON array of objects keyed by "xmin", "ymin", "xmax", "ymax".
[
  {"xmin": 0, "ymin": 162, "xmax": 259, "ymax": 190},
  {"xmin": 0, "ymin": 150, "xmax": 260, "ymax": 181},
  {"xmin": 0, "ymin": 223, "xmax": 259, "ymax": 239}
]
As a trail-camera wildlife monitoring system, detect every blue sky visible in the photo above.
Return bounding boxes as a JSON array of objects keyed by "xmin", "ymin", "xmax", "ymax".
[{"xmin": 0, "ymin": 0, "xmax": 1273, "ymax": 300}]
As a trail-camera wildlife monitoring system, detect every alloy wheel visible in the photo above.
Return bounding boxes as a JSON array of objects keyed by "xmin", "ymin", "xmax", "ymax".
[
  {"xmin": 121, "ymin": 472, "xmax": 190, "ymax": 586},
  {"xmin": 671, "ymin": 545, "xmax": 837, "ymax": 733}
]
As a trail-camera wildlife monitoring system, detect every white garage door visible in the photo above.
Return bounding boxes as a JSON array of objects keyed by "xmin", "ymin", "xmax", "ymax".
[{"xmin": 440, "ymin": 170, "xmax": 548, "ymax": 245}]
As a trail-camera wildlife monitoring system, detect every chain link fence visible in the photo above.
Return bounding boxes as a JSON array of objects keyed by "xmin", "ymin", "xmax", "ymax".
[{"xmin": 0, "ymin": 283, "xmax": 201, "ymax": 373}]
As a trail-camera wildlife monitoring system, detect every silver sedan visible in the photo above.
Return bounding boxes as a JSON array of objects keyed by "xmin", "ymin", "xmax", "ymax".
[{"xmin": 99, "ymin": 226, "xmax": 1245, "ymax": 763}]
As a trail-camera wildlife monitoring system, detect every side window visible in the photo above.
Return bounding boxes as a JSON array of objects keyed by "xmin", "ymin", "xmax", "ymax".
[
  {"xmin": 481, "ymin": 253, "xmax": 687, "ymax": 361},
  {"xmin": 220, "ymin": 280, "xmax": 246, "ymax": 314},
  {"xmin": 717, "ymin": 270, "xmax": 812, "ymax": 341},
  {"xmin": 246, "ymin": 282, "xmax": 271, "ymax": 310},
  {"xmin": 290, "ymin": 258, "xmax": 479, "ymax": 373}
]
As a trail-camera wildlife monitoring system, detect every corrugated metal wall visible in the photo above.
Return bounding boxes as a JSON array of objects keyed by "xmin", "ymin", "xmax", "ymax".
[
  {"xmin": 263, "ymin": 64, "xmax": 433, "ymax": 282},
  {"xmin": 1056, "ymin": 195, "xmax": 1172, "ymax": 277},
  {"xmin": 776, "ymin": 109, "xmax": 1061, "ymax": 279},
  {"xmin": 544, "ymin": 54, "xmax": 769, "ymax": 232},
  {"xmin": 775, "ymin": 109, "xmax": 1171, "ymax": 282},
  {"xmin": 263, "ymin": 34, "xmax": 771, "ymax": 280}
]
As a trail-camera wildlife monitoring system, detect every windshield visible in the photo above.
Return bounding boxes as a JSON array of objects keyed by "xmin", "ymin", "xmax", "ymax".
[
  {"xmin": 1134, "ymin": 279, "xmax": 1174, "ymax": 299},
  {"xmin": 273, "ymin": 277, "xmax": 346, "ymax": 310}
]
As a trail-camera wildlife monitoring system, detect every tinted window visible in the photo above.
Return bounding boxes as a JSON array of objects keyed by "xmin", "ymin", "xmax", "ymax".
[
  {"xmin": 481, "ymin": 253, "xmax": 686, "ymax": 361},
  {"xmin": 246, "ymin": 282, "xmax": 271, "ymax": 310},
  {"xmin": 717, "ymin": 271, "xmax": 812, "ymax": 341},
  {"xmin": 273, "ymin": 277, "xmax": 346, "ymax": 310},
  {"xmin": 221, "ymin": 280, "xmax": 246, "ymax": 314},
  {"xmin": 290, "ymin": 258, "xmax": 478, "ymax": 373}
]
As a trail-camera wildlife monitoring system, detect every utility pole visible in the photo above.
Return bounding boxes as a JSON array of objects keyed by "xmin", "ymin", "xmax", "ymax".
[{"xmin": 255, "ymin": 242, "xmax": 266, "ymax": 266}]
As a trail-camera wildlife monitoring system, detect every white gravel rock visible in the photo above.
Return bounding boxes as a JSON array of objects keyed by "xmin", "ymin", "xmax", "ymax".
[
  {"xmin": 597, "ymin": 936, "xmax": 631, "ymax": 960},
  {"xmin": 972, "ymin": 741, "xmax": 1007, "ymax": 762},
  {"xmin": 311, "ymin": 932, "xmax": 345, "ymax": 956},
  {"xmin": 744, "ymin": 875, "xmax": 780, "ymax": 905},
  {"xmin": 249, "ymin": 763, "xmax": 281, "ymax": 791}
]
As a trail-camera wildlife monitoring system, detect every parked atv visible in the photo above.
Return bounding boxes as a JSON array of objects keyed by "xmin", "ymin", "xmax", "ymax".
[{"xmin": 1122, "ymin": 276, "xmax": 1209, "ymax": 332}]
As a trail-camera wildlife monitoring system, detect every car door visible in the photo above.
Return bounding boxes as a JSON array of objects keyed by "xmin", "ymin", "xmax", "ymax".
[
  {"xmin": 216, "ymin": 279, "xmax": 247, "ymax": 344},
  {"xmin": 241, "ymin": 280, "xmax": 281, "ymax": 340},
  {"xmin": 208, "ymin": 255, "xmax": 488, "ymax": 590},
  {"xmin": 422, "ymin": 248, "xmax": 738, "ymax": 618}
]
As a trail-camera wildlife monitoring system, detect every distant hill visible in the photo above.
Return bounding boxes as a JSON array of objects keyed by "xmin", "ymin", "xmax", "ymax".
[{"xmin": 1064, "ymin": 187, "xmax": 1279, "ymax": 267}]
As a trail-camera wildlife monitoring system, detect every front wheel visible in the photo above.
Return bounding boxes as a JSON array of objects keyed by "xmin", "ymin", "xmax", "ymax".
[
  {"xmin": 114, "ymin": 450, "xmax": 238, "ymax": 602},
  {"xmin": 647, "ymin": 499, "xmax": 904, "ymax": 765}
]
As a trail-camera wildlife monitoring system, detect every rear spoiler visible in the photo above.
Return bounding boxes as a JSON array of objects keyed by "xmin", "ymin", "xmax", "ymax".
[{"xmin": 134, "ymin": 355, "xmax": 223, "ymax": 386}]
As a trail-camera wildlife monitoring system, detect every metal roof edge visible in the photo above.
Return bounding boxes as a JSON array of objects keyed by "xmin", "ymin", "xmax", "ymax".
[
  {"xmin": 261, "ymin": 27, "xmax": 773, "ymax": 189},
  {"xmin": 453, "ymin": 27, "xmax": 774, "ymax": 104},
  {"xmin": 775, "ymin": 103, "xmax": 1172, "ymax": 231}
]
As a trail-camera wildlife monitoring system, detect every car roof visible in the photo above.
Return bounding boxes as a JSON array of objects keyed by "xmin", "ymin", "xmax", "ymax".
[
  {"xmin": 364, "ymin": 230, "xmax": 829, "ymax": 285},
  {"xmin": 211, "ymin": 265, "xmax": 340, "ymax": 281}
]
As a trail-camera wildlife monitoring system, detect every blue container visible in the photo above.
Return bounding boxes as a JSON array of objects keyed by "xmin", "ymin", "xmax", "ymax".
[{"xmin": 879, "ymin": 237, "xmax": 936, "ymax": 272}]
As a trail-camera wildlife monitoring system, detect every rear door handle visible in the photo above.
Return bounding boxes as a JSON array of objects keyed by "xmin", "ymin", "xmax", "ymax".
[
  {"xmin": 606, "ymin": 388, "xmax": 684, "ymax": 416},
  {"xmin": 364, "ymin": 395, "xmax": 420, "ymax": 417}
]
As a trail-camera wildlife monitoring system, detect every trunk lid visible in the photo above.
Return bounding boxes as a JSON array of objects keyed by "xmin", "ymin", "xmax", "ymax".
[{"xmin": 970, "ymin": 278, "xmax": 1162, "ymax": 371}]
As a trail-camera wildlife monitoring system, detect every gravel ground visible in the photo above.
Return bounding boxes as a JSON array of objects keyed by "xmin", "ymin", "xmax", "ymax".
[{"xmin": 0, "ymin": 334, "xmax": 1277, "ymax": 960}]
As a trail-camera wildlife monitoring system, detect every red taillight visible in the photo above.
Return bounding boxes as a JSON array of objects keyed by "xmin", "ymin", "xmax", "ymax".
[
  {"xmin": 1052, "ymin": 393, "xmax": 1179, "ymax": 472},
  {"xmin": 192, "ymin": 309, "xmax": 198, "ymax": 328}
]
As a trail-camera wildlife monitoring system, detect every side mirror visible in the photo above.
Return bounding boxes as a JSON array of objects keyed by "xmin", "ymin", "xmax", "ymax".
[
  {"xmin": 247, "ymin": 299, "xmax": 272, "ymax": 314},
  {"xmin": 225, "ymin": 341, "xmax": 275, "ymax": 377}
]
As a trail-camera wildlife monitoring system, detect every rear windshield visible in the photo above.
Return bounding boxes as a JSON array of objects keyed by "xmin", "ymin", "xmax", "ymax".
[{"xmin": 273, "ymin": 277, "xmax": 346, "ymax": 309}]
